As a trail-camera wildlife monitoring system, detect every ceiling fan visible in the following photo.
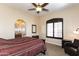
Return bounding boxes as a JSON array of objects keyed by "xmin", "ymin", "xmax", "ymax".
[{"xmin": 28, "ymin": 3, "xmax": 49, "ymax": 13}]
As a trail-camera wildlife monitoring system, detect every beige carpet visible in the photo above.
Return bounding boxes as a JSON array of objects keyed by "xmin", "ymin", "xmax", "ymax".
[{"xmin": 38, "ymin": 43, "xmax": 68, "ymax": 56}]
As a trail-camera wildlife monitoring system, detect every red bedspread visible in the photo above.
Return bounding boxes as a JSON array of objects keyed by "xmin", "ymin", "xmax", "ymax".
[{"xmin": 0, "ymin": 37, "xmax": 46, "ymax": 56}]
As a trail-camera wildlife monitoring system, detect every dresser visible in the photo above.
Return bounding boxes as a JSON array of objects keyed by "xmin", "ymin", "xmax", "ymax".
[{"xmin": 32, "ymin": 35, "xmax": 39, "ymax": 39}]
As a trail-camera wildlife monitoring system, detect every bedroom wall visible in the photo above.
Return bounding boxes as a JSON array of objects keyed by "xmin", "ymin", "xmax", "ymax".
[
  {"xmin": 0, "ymin": 4, "xmax": 39, "ymax": 39},
  {"xmin": 39, "ymin": 5, "xmax": 79, "ymax": 46}
]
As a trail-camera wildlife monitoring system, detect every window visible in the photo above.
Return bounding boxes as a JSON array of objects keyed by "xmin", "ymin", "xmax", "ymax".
[{"xmin": 46, "ymin": 18, "xmax": 63, "ymax": 39}]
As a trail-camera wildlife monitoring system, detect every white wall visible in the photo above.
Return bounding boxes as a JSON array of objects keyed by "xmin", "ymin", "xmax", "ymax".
[
  {"xmin": 39, "ymin": 5, "xmax": 79, "ymax": 46},
  {"xmin": 0, "ymin": 4, "xmax": 39, "ymax": 39}
]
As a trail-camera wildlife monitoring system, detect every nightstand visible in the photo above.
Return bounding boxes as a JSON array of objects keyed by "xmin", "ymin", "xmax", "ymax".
[{"xmin": 42, "ymin": 39, "xmax": 45, "ymax": 43}]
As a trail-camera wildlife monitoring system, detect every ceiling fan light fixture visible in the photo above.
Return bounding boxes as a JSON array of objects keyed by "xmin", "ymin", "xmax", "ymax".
[
  {"xmin": 29, "ymin": 3, "xmax": 48, "ymax": 13},
  {"xmin": 36, "ymin": 6, "xmax": 42, "ymax": 12}
]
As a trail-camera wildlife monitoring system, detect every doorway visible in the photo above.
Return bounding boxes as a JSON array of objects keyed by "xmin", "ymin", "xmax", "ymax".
[{"xmin": 15, "ymin": 19, "xmax": 26, "ymax": 38}]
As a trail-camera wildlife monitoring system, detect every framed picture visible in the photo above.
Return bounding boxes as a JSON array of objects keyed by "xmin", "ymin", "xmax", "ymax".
[{"xmin": 32, "ymin": 25, "xmax": 37, "ymax": 33}]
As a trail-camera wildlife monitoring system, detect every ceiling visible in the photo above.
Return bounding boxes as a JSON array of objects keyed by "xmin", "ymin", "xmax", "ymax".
[{"xmin": 3, "ymin": 3, "xmax": 79, "ymax": 16}]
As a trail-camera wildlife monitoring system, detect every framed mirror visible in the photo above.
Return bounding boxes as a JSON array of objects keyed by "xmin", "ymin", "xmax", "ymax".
[{"xmin": 32, "ymin": 25, "xmax": 37, "ymax": 33}]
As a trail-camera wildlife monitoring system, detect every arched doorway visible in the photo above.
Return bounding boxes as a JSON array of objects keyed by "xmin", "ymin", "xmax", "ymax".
[{"xmin": 15, "ymin": 19, "xmax": 26, "ymax": 38}]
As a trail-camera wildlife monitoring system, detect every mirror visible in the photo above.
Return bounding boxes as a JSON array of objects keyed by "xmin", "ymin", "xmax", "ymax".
[{"xmin": 32, "ymin": 25, "xmax": 37, "ymax": 33}]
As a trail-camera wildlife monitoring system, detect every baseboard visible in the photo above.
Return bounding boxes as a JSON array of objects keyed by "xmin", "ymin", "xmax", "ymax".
[{"xmin": 46, "ymin": 41, "xmax": 62, "ymax": 47}]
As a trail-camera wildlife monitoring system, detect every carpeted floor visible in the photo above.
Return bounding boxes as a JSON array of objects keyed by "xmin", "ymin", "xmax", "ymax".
[{"xmin": 38, "ymin": 43, "xmax": 68, "ymax": 56}]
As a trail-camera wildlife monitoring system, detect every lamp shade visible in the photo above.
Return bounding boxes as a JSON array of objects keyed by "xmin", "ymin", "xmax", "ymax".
[{"xmin": 36, "ymin": 6, "xmax": 42, "ymax": 12}]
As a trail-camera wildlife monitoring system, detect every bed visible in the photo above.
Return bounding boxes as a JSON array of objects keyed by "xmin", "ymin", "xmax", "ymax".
[{"xmin": 0, "ymin": 37, "xmax": 46, "ymax": 56}]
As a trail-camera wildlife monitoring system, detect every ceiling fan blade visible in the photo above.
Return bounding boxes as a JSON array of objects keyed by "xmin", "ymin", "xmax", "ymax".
[
  {"xmin": 42, "ymin": 8, "xmax": 49, "ymax": 11},
  {"xmin": 32, "ymin": 3, "xmax": 37, "ymax": 7},
  {"xmin": 28, "ymin": 8, "xmax": 36, "ymax": 11},
  {"xmin": 41, "ymin": 3, "xmax": 48, "ymax": 7}
]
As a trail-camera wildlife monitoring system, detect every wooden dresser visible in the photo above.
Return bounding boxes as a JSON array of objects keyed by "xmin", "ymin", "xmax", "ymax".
[{"xmin": 32, "ymin": 35, "xmax": 39, "ymax": 39}]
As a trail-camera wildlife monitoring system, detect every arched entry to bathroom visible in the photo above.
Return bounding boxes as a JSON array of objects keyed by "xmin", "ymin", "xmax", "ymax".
[{"xmin": 15, "ymin": 19, "xmax": 26, "ymax": 38}]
